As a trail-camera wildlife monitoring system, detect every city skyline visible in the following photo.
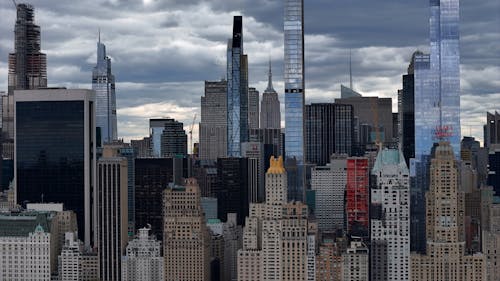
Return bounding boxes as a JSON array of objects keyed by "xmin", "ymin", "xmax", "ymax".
[{"xmin": 0, "ymin": 1, "xmax": 498, "ymax": 144}]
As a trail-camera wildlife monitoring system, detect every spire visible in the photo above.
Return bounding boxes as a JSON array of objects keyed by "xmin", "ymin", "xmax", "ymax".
[
  {"xmin": 98, "ymin": 28, "xmax": 101, "ymax": 43},
  {"xmin": 349, "ymin": 49, "xmax": 353, "ymax": 90},
  {"xmin": 265, "ymin": 58, "xmax": 275, "ymax": 93}
]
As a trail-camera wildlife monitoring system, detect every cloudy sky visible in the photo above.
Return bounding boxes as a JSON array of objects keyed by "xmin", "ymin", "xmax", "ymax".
[{"xmin": 0, "ymin": 0, "xmax": 499, "ymax": 144}]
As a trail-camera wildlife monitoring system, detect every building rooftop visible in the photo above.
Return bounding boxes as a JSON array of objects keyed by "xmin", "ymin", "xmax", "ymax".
[
  {"xmin": 372, "ymin": 148, "xmax": 409, "ymax": 174},
  {"xmin": 0, "ymin": 212, "xmax": 52, "ymax": 237}
]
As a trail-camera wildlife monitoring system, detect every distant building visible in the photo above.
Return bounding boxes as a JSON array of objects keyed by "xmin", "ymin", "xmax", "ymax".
[
  {"xmin": 484, "ymin": 111, "xmax": 500, "ymax": 148},
  {"xmin": 370, "ymin": 149, "xmax": 410, "ymax": 281},
  {"xmin": 57, "ymin": 232, "xmax": 99, "ymax": 281},
  {"xmin": 96, "ymin": 144, "xmax": 129, "ymax": 281},
  {"xmin": 163, "ymin": 178, "xmax": 210, "ymax": 281},
  {"xmin": 122, "ymin": 226, "xmax": 164, "ymax": 281},
  {"xmin": 92, "ymin": 35, "xmax": 117, "ymax": 145},
  {"xmin": 241, "ymin": 142, "xmax": 265, "ymax": 203},
  {"xmin": 223, "ymin": 213, "xmax": 242, "ymax": 281},
  {"xmin": 160, "ymin": 118, "xmax": 187, "ymax": 158},
  {"xmin": 249, "ymin": 128, "xmax": 284, "ymax": 170},
  {"xmin": 131, "ymin": 137, "xmax": 151, "ymax": 158},
  {"xmin": 316, "ymin": 239, "xmax": 343, "ymax": 281},
  {"xmin": 346, "ymin": 157, "xmax": 369, "ymax": 237},
  {"xmin": 248, "ymin": 87, "xmax": 259, "ymax": 130},
  {"xmin": 342, "ymin": 241, "xmax": 369, "ymax": 281},
  {"xmin": 260, "ymin": 61, "xmax": 281, "ymax": 129},
  {"xmin": 201, "ymin": 197, "xmax": 218, "ymax": 220},
  {"xmin": 482, "ymin": 195, "xmax": 500, "ymax": 281},
  {"xmin": 488, "ymin": 146, "xmax": 500, "ymax": 196},
  {"xmin": 311, "ymin": 154, "xmax": 347, "ymax": 232},
  {"xmin": 0, "ymin": 212, "xmax": 53, "ymax": 280},
  {"xmin": 411, "ymin": 142, "xmax": 485, "ymax": 281},
  {"xmin": 15, "ymin": 89, "xmax": 95, "ymax": 246},
  {"xmin": 199, "ymin": 80, "xmax": 228, "ymax": 160}
]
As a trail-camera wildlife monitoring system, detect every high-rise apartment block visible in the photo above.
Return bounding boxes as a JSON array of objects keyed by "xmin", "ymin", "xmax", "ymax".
[
  {"xmin": 163, "ymin": 178, "xmax": 210, "ymax": 281},
  {"xmin": 311, "ymin": 154, "xmax": 347, "ymax": 232},
  {"xmin": 227, "ymin": 16, "xmax": 249, "ymax": 157},
  {"xmin": 15, "ymin": 89, "xmax": 96, "ymax": 245},
  {"xmin": 96, "ymin": 144, "xmax": 129, "ymax": 281},
  {"xmin": 3, "ymin": 3, "xmax": 47, "ymax": 143},
  {"xmin": 260, "ymin": 61, "xmax": 281, "ymax": 129},
  {"xmin": 122, "ymin": 226, "xmax": 164, "ymax": 281},
  {"xmin": 200, "ymin": 80, "xmax": 228, "ymax": 160},
  {"xmin": 342, "ymin": 241, "xmax": 369, "ymax": 281},
  {"xmin": 92, "ymin": 36, "xmax": 117, "ymax": 145},
  {"xmin": 284, "ymin": 0, "xmax": 306, "ymax": 202},
  {"xmin": 370, "ymin": 149, "xmax": 410, "ymax": 281},
  {"xmin": 411, "ymin": 142, "xmax": 485, "ymax": 281}
]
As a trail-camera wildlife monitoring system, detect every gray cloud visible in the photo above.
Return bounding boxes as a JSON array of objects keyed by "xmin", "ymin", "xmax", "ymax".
[{"xmin": 0, "ymin": 0, "xmax": 498, "ymax": 142}]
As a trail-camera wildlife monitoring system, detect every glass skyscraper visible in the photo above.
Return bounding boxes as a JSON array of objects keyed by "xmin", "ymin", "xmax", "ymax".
[
  {"xmin": 92, "ymin": 35, "xmax": 117, "ymax": 145},
  {"xmin": 227, "ymin": 16, "xmax": 249, "ymax": 157},
  {"xmin": 412, "ymin": 0, "xmax": 461, "ymax": 253},
  {"xmin": 284, "ymin": 0, "xmax": 305, "ymax": 201}
]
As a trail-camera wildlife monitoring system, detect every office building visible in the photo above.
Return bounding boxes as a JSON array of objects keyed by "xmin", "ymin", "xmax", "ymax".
[
  {"xmin": 482, "ymin": 196, "xmax": 500, "ymax": 281},
  {"xmin": 227, "ymin": 16, "xmax": 249, "ymax": 157},
  {"xmin": 370, "ymin": 149, "xmax": 410, "ymax": 281},
  {"xmin": 199, "ymin": 80, "xmax": 228, "ymax": 160},
  {"xmin": 488, "ymin": 146, "xmax": 500, "ymax": 196},
  {"xmin": 163, "ymin": 178, "xmax": 210, "ymax": 281},
  {"xmin": 311, "ymin": 154, "xmax": 347, "ymax": 232},
  {"xmin": 3, "ymin": 3, "xmax": 47, "ymax": 143},
  {"xmin": 160, "ymin": 118, "xmax": 187, "ymax": 158},
  {"xmin": 342, "ymin": 241, "xmax": 369, "ymax": 281},
  {"xmin": 411, "ymin": 142, "xmax": 485, "ymax": 281},
  {"xmin": 340, "ymin": 84, "xmax": 362, "ymax": 98},
  {"xmin": 346, "ymin": 157, "xmax": 369, "ymax": 237},
  {"xmin": 193, "ymin": 160, "xmax": 218, "ymax": 197},
  {"xmin": 92, "ymin": 35, "xmax": 117, "ymax": 145},
  {"xmin": 248, "ymin": 87, "xmax": 259, "ymax": 129},
  {"xmin": 305, "ymin": 103, "xmax": 354, "ymax": 166},
  {"xmin": 485, "ymin": 111, "xmax": 500, "ymax": 148},
  {"xmin": 260, "ymin": 61, "xmax": 281, "ymax": 129},
  {"xmin": 57, "ymin": 232, "xmax": 99, "ymax": 281},
  {"xmin": 223, "ymin": 213, "xmax": 243, "ymax": 281},
  {"xmin": 131, "ymin": 137, "xmax": 151, "ymax": 158},
  {"xmin": 135, "ymin": 158, "xmax": 186, "ymax": 240},
  {"xmin": 15, "ymin": 89, "xmax": 95, "ymax": 246},
  {"xmin": 241, "ymin": 142, "xmax": 265, "ymax": 203},
  {"xmin": 96, "ymin": 144, "xmax": 129, "ymax": 281},
  {"xmin": 284, "ymin": 0, "xmax": 306, "ymax": 201},
  {"xmin": 118, "ymin": 144, "xmax": 136, "ymax": 236},
  {"xmin": 0, "ymin": 212, "xmax": 53, "ymax": 280},
  {"xmin": 215, "ymin": 157, "xmax": 249, "ymax": 225},
  {"xmin": 122, "ymin": 226, "xmax": 164, "ymax": 281},
  {"xmin": 249, "ymin": 128, "xmax": 284, "ymax": 167},
  {"xmin": 149, "ymin": 119, "xmax": 169, "ymax": 157}
]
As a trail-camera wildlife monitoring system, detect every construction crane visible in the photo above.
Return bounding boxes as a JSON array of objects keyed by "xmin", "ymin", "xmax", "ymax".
[{"xmin": 188, "ymin": 113, "xmax": 197, "ymax": 155}]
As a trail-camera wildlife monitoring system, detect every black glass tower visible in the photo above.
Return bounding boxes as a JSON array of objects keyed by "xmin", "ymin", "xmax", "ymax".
[{"xmin": 215, "ymin": 157, "xmax": 248, "ymax": 225}]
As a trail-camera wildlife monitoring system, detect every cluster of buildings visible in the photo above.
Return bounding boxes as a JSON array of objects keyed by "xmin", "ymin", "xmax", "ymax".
[{"xmin": 0, "ymin": 0, "xmax": 498, "ymax": 281}]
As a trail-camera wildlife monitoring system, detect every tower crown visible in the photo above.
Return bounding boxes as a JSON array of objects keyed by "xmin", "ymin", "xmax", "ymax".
[{"xmin": 267, "ymin": 156, "xmax": 285, "ymax": 174}]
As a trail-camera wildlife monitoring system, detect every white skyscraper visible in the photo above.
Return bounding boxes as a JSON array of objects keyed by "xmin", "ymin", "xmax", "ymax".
[
  {"xmin": 92, "ymin": 34, "xmax": 117, "ymax": 144},
  {"xmin": 122, "ymin": 226, "xmax": 164, "ymax": 281},
  {"xmin": 370, "ymin": 149, "xmax": 410, "ymax": 281}
]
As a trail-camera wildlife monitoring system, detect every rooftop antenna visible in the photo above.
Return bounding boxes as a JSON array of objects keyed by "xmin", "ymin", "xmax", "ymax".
[
  {"xmin": 98, "ymin": 28, "xmax": 101, "ymax": 43},
  {"xmin": 349, "ymin": 49, "xmax": 353, "ymax": 89},
  {"xmin": 12, "ymin": 0, "xmax": 17, "ymax": 7}
]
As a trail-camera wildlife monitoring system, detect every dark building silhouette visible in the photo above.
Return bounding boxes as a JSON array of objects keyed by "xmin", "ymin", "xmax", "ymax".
[
  {"xmin": 215, "ymin": 158, "xmax": 248, "ymax": 225},
  {"xmin": 160, "ymin": 118, "xmax": 187, "ymax": 158},
  {"xmin": 485, "ymin": 111, "xmax": 500, "ymax": 148},
  {"xmin": 134, "ymin": 158, "xmax": 187, "ymax": 240}
]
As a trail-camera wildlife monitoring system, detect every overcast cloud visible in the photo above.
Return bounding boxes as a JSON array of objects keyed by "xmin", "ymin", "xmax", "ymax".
[{"xmin": 0, "ymin": 0, "xmax": 498, "ymax": 143}]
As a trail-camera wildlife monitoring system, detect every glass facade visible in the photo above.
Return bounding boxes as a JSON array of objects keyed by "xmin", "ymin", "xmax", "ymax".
[
  {"xmin": 16, "ymin": 100, "xmax": 86, "ymax": 239},
  {"xmin": 92, "ymin": 39, "xmax": 117, "ymax": 145},
  {"xmin": 227, "ymin": 16, "xmax": 248, "ymax": 157},
  {"xmin": 284, "ymin": 0, "xmax": 305, "ymax": 201}
]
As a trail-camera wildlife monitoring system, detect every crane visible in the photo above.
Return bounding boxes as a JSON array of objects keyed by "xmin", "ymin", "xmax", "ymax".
[{"xmin": 188, "ymin": 113, "xmax": 197, "ymax": 155}]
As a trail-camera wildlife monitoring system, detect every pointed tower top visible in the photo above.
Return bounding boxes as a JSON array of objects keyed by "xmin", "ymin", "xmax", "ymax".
[{"xmin": 265, "ymin": 58, "xmax": 276, "ymax": 93}]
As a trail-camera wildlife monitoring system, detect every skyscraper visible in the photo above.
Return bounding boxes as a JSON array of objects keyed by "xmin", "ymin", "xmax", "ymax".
[
  {"xmin": 199, "ymin": 80, "xmax": 228, "ymax": 160},
  {"xmin": 163, "ymin": 178, "xmax": 210, "ymax": 281},
  {"xmin": 484, "ymin": 111, "xmax": 500, "ymax": 148},
  {"xmin": 370, "ymin": 149, "xmax": 410, "ymax": 281},
  {"xmin": 15, "ymin": 89, "xmax": 96, "ymax": 246},
  {"xmin": 3, "ymin": 3, "xmax": 48, "ymax": 146},
  {"xmin": 149, "ymin": 119, "xmax": 169, "ymax": 157},
  {"xmin": 411, "ymin": 142, "xmax": 485, "ymax": 281},
  {"xmin": 160, "ymin": 118, "xmax": 187, "ymax": 158},
  {"xmin": 92, "ymin": 35, "xmax": 117, "ymax": 145},
  {"xmin": 227, "ymin": 16, "xmax": 249, "ymax": 157},
  {"xmin": 248, "ymin": 87, "xmax": 260, "ymax": 129},
  {"xmin": 260, "ymin": 61, "xmax": 281, "ymax": 129},
  {"xmin": 412, "ymin": 0, "xmax": 462, "ymax": 253},
  {"xmin": 346, "ymin": 157, "xmax": 369, "ymax": 237},
  {"xmin": 284, "ymin": 0, "xmax": 305, "ymax": 201},
  {"xmin": 96, "ymin": 144, "xmax": 128, "ymax": 281}
]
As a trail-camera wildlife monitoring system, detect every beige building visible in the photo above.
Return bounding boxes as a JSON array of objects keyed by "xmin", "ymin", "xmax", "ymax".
[
  {"xmin": 342, "ymin": 240, "xmax": 369, "ymax": 281},
  {"xmin": 482, "ymin": 195, "xmax": 500, "ymax": 281},
  {"xmin": 163, "ymin": 178, "xmax": 210, "ymax": 281},
  {"xmin": 411, "ymin": 142, "xmax": 485, "ymax": 281},
  {"xmin": 238, "ymin": 156, "xmax": 310, "ymax": 281}
]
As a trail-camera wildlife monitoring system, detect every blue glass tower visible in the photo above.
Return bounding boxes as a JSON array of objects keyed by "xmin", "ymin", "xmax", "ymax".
[
  {"xmin": 227, "ymin": 16, "xmax": 248, "ymax": 157},
  {"xmin": 411, "ymin": 0, "xmax": 461, "ymax": 253},
  {"xmin": 284, "ymin": 0, "xmax": 305, "ymax": 201},
  {"xmin": 92, "ymin": 34, "xmax": 117, "ymax": 146}
]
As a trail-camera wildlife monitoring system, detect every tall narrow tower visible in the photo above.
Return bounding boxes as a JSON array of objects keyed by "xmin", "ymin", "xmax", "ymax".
[
  {"xmin": 284, "ymin": 0, "xmax": 305, "ymax": 201},
  {"xmin": 92, "ymin": 34, "xmax": 117, "ymax": 145},
  {"xmin": 260, "ymin": 60, "xmax": 281, "ymax": 129},
  {"xmin": 227, "ymin": 16, "xmax": 249, "ymax": 157}
]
